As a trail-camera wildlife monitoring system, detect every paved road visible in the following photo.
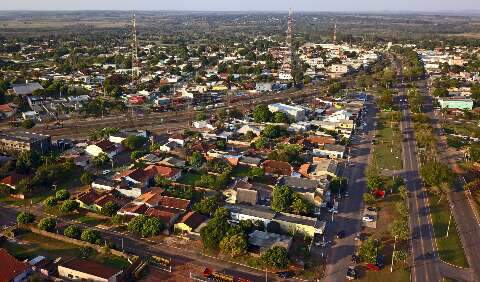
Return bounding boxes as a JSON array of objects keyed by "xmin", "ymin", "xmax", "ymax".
[
  {"xmin": 322, "ymin": 96, "xmax": 376, "ymax": 281},
  {"xmin": 0, "ymin": 204, "xmax": 281, "ymax": 282},
  {"xmin": 399, "ymin": 90, "xmax": 442, "ymax": 282},
  {"xmin": 420, "ymin": 81, "xmax": 480, "ymax": 282}
]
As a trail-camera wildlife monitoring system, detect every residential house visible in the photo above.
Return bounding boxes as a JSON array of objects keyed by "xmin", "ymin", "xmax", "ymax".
[
  {"xmin": 237, "ymin": 124, "xmax": 263, "ymax": 136},
  {"xmin": 58, "ymin": 259, "xmax": 123, "ymax": 282},
  {"xmin": 86, "ymin": 139, "xmax": 120, "ymax": 158},
  {"xmin": 0, "ymin": 173, "xmax": 28, "ymax": 190},
  {"xmin": 263, "ymin": 160, "xmax": 293, "ymax": 177},
  {"xmin": 313, "ymin": 144, "xmax": 345, "ymax": 159},
  {"xmin": 174, "ymin": 211, "xmax": 209, "ymax": 236},
  {"xmin": 248, "ymin": 230, "xmax": 292, "ymax": 254},
  {"xmin": 11, "ymin": 82, "xmax": 43, "ymax": 96},
  {"xmin": 299, "ymin": 159, "xmax": 339, "ymax": 179},
  {"xmin": 0, "ymin": 248, "xmax": 31, "ymax": 282}
]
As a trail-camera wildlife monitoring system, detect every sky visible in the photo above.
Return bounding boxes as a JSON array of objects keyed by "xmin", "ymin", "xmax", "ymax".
[{"xmin": 3, "ymin": 0, "xmax": 480, "ymax": 12}]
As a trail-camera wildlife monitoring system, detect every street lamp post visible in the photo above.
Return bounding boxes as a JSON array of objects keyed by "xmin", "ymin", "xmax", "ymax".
[{"xmin": 390, "ymin": 235, "xmax": 397, "ymax": 272}]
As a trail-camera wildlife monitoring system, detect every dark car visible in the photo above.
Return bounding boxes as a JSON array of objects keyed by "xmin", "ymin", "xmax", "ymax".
[
  {"xmin": 336, "ymin": 230, "xmax": 346, "ymax": 239},
  {"xmin": 351, "ymin": 254, "xmax": 360, "ymax": 263},
  {"xmin": 346, "ymin": 266, "xmax": 357, "ymax": 280},
  {"xmin": 276, "ymin": 271, "xmax": 294, "ymax": 278},
  {"xmin": 367, "ymin": 206, "xmax": 377, "ymax": 212}
]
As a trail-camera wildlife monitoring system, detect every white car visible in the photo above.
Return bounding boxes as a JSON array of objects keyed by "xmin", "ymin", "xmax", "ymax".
[
  {"xmin": 329, "ymin": 208, "xmax": 339, "ymax": 214},
  {"xmin": 362, "ymin": 216, "xmax": 374, "ymax": 222},
  {"xmin": 101, "ymin": 170, "xmax": 111, "ymax": 175}
]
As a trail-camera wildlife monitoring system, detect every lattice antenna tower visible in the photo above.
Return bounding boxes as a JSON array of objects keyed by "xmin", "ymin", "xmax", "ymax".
[
  {"xmin": 131, "ymin": 12, "xmax": 140, "ymax": 82},
  {"xmin": 333, "ymin": 21, "xmax": 337, "ymax": 44}
]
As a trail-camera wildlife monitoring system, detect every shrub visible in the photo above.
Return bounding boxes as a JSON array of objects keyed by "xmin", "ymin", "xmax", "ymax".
[
  {"xmin": 81, "ymin": 229, "xmax": 102, "ymax": 244},
  {"xmin": 17, "ymin": 212, "xmax": 35, "ymax": 225},
  {"xmin": 64, "ymin": 225, "xmax": 81, "ymax": 239},
  {"xmin": 38, "ymin": 217, "xmax": 56, "ymax": 232}
]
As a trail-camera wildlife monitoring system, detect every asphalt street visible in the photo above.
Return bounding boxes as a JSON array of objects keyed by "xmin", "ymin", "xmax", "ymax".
[{"xmin": 322, "ymin": 95, "xmax": 376, "ymax": 281}]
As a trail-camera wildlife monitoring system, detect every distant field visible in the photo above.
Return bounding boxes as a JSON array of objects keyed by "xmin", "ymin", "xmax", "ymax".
[{"xmin": 0, "ymin": 20, "xmax": 128, "ymax": 29}]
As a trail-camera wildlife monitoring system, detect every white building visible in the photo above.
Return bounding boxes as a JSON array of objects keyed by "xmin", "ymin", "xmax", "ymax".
[{"xmin": 268, "ymin": 103, "xmax": 306, "ymax": 121}]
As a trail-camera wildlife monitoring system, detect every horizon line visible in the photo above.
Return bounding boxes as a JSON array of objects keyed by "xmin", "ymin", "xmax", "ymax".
[{"xmin": 1, "ymin": 9, "xmax": 480, "ymax": 15}]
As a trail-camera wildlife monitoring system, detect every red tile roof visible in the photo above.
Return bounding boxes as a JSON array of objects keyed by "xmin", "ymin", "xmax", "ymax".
[
  {"xmin": 118, "ymin": 203, "xmax": 148, "ymax": 215},
  {"xmin": 145, "ymin": 207, "xmax": 180, "ymax": 224},
  {"xmin": 178, "ymin": 211, "xmax": 208, "ymax": 229},
  {"xmin": 76, "ymin": 190, "xmax": 101, "ymax": 205},
  {"xmin": 0, "ymin": 173, "xmax": 27, "ymax": 188},
  {"xmin": 0, "ymin": 248, "xmax": 29, "ymax": 282},
  {"xmin": 0, "ymin": 104, "xmax": 14, "ymax": 113},
  {"xmin": 144, "ymin": 165, "xmax": 180, "ymax": 179},
  {"xmin": 263, "ymin": 160, "xmax": 293, "ymax": 176}
]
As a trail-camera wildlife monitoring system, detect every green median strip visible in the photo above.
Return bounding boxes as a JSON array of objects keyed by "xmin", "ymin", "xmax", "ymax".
[{"xmin": 428, "ymin": 193, "xmax": 468, "ymax": 268}]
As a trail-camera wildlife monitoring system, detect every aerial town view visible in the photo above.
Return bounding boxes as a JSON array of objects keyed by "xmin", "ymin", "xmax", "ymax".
[{"xmin": 1, "ymin": 0, "xmax": 480, "ymax": 281}]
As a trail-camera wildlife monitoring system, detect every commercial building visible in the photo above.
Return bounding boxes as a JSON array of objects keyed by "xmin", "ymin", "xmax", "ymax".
[
  {"xmin": 0, "ymin": 132, "xmax": 51, "ymax": 154},
  {"xmin": 268, "ymin": 103, "xmax": 306, "ymax": 121},
  {"xmin": 438, "ymin": 97, "xmax": 474, "ymax": 111}
]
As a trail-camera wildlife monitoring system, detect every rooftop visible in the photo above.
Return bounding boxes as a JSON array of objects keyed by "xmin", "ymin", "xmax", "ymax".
[{"xmin": 60, "ymin": 258, "xmax": 122, "ymax": 279}]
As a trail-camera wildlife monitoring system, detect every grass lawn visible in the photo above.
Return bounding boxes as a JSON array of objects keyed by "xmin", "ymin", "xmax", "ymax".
[
  {"xmin": 177, "ymin": 171, "xmax": 204, "ymax": 186},
  {"xmin": 470, "ymin": 189, "xmax": 480, "ymax": 220},
  {"xmin": 0, "ymin": 188, "xmax": 55, "ymax": 207},
  {"xmin": 373, "ymin": 112, "xmax": 403, "ymax": 171},
  {"xmin": 1, "ymin": 231, "xmax": 130, "ymax": 269},
  {"xmin": 64, "ymin": 213, "xmax": 109, "ymax": 226},
  {"xmin": 357, "ymin": 263, "xmax": 410, "ymax": 282},
  {"xmin": 429, "ymin": 193, "xmax": 469, "ymax": 268}
]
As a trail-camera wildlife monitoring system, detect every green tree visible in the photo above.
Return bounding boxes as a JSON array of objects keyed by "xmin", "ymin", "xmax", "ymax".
[
  {"xmin": 252, "ymin": 137, "xmax": 269, "ymax": 149},
  {"xmin": 248, "ymin": 167, "xmax": 264, "ymax": 179},
  {"xmin": 55, "ymin": 189, "xmax": 70, "ymax": 201},
  {"xmin": 389, "ymin": 218, "xmax": 410, "ymax": 241},
  {"xmin": 261, "ymin": 246, "xmax": 290, "ymax": 269},
  {"xmin": 43, "ymin": 196, "xmax": 58, "ymax": 208},
  {"xmin": 193, "ymin": 197, "xmax": 219, "ymax": 216},
  {"xmin": 200, "ymin": 208, "xmax": 231, "ymax": 250},
  {"xmin": 432, "ymin": 87, "xmax": 449, "ymax": 97},
  {"xmin": 271, "ymin": 185, "xmax": 293, "ymax": 213},
  {"xmin": 261, "ymin": 125, "xmax": 286, "ymax": 139},
  {"xmin": 189, "ymin": 151, "xmax": 205, "ymax": 168},
  {"xmin": 64, "ymin": 225, "xmax": 81, "ymax": 239},
  {"xmin": 17, "ymin": 212, "xmax": 35, "ymax": 225},
  {"xmin": 290, "ymin": 194, "xmax": 313, "ymax": 215},
  {"xmin": 21, "ymin": 119, "xmax": 35, "ymax": 129},
  {"xmin": 141, "ymin": 217, "xmax": 165, "ymax": 237},
  {"xmin": 80, "ymin": 172, "xmax": 93, "ymax": 185},
  {"xmin": 358, "ymin": 237, "xmax": 382, "ymax": 263},
  {"xmin": 93, "ymin": 153, "xmax": 110, "ymax": 167},
  {"xmin": 253, "ymin": 104, "xmax": 272, "ymax": 123},
  {"xmin": 469, "ymin": 144, "xmax": 480, "ymax": 162},
  {"xmin": 330, "ymin": 177, "xmax": 348, "ymax": 194},
  {"xmin": 272, "ymin": 112, "xmax": 289, "ymax": 124},
  {"xmin": 38, "ymin": 217, "xmax": 56, "ymax": 232},
  {"xmin": 122, "ymin": 135, "xmax": 147, "ymax": 150},
  {"xmin": 16, "ymin": 151, "xmax": 41, "ymax": 173},
  {"xmin": 420, "ymin": 161, "xmax": 454, "ymax": 188},
  {"xmin": 220, "ymin": 233, "xmax": 248, "ymax": 257},
  {"xmin": 60, "ymin": 200, "xmax": 79, "ymax": 213},
  {"xmin": 363, "ymin": 193, "xmax": 376, "ymax": 205},
  {"xmin": 101, "ymin": 201, "xmax": 119, "ymax": 217},
  {"xmin": 81, "ymin": 229, "xmax": 102, "ymax": 244},
  {"xmin": 154, "ymin": 175, "xmax": 172, "ymax": 187}
]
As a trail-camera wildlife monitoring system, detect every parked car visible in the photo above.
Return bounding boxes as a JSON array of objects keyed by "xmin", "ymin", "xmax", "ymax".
[
  {"xmin": 366, "ymin": 206, "xmax": 377, "ymax": 212},
  {"xmin": 276, "ymin": 271, "xmax": 294, "ymax": 278},
  {"xmin": 101, "ymin": 170, "xmax": 111, "ymax": 175},
  {"xmin": 366, "ymin": 263, "xmax": 381, "ymax": 271},
  {"xmin": 336, "ymin": 231, "xmax": 346, "ymax": 239},
  {"xmin": 346, "ymin": 266, "xmax": 357, "ymax": 280},
  {"xmin": 362, "ymin": 216, "xmax": 374, "ymax": 222}
]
